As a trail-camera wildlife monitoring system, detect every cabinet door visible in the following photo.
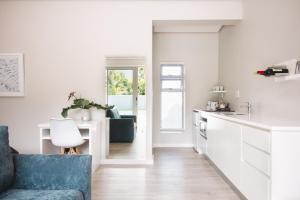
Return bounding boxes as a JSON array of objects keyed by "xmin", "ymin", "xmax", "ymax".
[
  {"xmin": 207, "ymin": 116, "xmax": 221, "ymax": 164},
  {"xmin": 192, "ymin": 125, "xmax": 199, "ymax": 152},
  {"xmin": 198, "ymin": 135, "xmax": 207, "ymax": 155},
  {"xmin": 207, "ymin": 116, "xmax": 242, "ymax": 187},
  {"xmin": 241, "ymin": 161, "xmax": 270, "ymax": 200}
]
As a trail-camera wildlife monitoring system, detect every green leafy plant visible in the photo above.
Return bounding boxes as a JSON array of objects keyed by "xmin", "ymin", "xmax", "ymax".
[
  {"xmin": 61, "ymin": 92, "xmax": 114, "ymax": 118},
  {"xmin": 107, "ymin": 67, "xmax": 145, "ymax": 95}
]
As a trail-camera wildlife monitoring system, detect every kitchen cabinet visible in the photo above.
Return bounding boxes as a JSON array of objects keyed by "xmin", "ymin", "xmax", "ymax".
[
  {"xmin": 207, "ymin": 116, "xmax": 241, "ymax": 187},
  {"xmin": 192, "ymin": 123, "xmax": 199, "ymax": 152},
  {"xmin": 242, "ymin": 143, "xmax": 271, "ymax": 176},
  {"xmin": 192, "ymin": 110, "xmax": 207, "ymax": 154},
  {"xmin": 206, "ymin": 113, "xmax": 300, "ymax": 200},
  {"xmin": 240, "ymin": 127, "xmax": 271, "ymax": 200},
  {"xmin": 240, "ymin": 160, "xmax": 270, "ymax": 200},
  {"xmin": 242, "ymin": 125, "xmax": 271, "ymax": 153},
  {"xmin": 198, "ymin": 134, "xmax": 207, "ymax": 155}
]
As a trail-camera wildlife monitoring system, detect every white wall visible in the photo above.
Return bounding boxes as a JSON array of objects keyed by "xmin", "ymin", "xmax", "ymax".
[
  {"xmin": 0, "ymin": 0, "xmax": 241, "ymax": 155},
  {"xmin": 219, "ymin": 0, "xmax": 300, "ymax": 119},
  {"xmin": 153, "ymin": 32, "xmax": 219, "ymax": 147}
]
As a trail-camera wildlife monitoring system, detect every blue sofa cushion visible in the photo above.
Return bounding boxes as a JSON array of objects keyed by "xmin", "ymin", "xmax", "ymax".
[
  {"xmin": 0, "ymin": 189, "xmax": 83, "ymax": 200},
  {"xmin": 107, "ymin": 108, "xmax": 121, "ymax": 119},
  {"xmin": 13, "ymin": 154, "xmax": 91, "ymax": 200},
  {"xmin": 0, "ymin": 126, "xmax": 14, "ymax": 193}
]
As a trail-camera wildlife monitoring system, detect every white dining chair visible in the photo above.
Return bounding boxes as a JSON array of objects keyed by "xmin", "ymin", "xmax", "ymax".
[{"xmin": 50, "ymin": 118, "xmax": 85, "ymax": 154}]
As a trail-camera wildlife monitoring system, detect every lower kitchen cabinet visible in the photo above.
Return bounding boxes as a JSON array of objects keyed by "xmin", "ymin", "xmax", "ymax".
[
  {"xmin": 207, "ymin": 116, "xmax": 242, "ymax": 188},
  {"xmin": 206, "ymin": 114, "xmax": 300, "ymax": 200},
  {"xmin": 240, "ymin": 161, "xmax": 270, "ymax": 200},
  {"xmin": 192, "ymin": 124, "xmax": 199, "ymax": 152},
  {"xmin": 192, "ymin": 123, "xmax": 207, "ymax": 154},
  {"xmin": 241, "ymin": 142, "xmax": 271, "ymax": 200}
]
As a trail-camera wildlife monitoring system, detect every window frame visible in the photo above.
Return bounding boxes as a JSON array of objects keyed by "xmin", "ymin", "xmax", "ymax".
[{"xmin": 160, "ymin": 63, "xmax": 185, "ymax": 133}]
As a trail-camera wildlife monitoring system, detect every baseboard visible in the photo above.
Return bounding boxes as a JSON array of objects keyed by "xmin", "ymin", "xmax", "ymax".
[
  {"xmin": 153, "ymin": 144, "xmax": 193, "ymax": 148},
  {"xmin": 100, "ymin": 159, "xmax": 154, "ymax": 165}
]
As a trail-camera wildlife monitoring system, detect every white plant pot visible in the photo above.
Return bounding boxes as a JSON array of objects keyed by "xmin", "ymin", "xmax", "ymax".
[{"xmin": 81, "ymin": 109, "xmax": 91, "ymax": 121}]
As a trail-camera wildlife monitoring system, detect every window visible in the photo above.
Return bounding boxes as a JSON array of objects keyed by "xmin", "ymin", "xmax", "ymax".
[{"xmin": 160, "ymin": 64, "xmax": 185, "ymax": 132}]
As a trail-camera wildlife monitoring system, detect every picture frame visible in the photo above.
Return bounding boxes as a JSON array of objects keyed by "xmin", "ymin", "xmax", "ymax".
[{"xmin": 0, "ymin": 53, "xmax": 24, "ymax": 96}]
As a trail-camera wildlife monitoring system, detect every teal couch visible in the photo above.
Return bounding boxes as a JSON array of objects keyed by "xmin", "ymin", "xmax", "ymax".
[
  {"xmin": 0, "ymin": 126, "xmax": 91, "ymax": 200},
  {"xmin": 106, "ymin": 108, "xmax": 136, "ymax": 143}
]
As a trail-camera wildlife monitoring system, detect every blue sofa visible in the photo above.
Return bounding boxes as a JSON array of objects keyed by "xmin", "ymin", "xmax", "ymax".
[
  {"xmin": 0, "ymin": 126, "xmax": 91, "ymax": 200},
  {"xmin": 106, "ymin": 108, "xmax": 136, "ymax": 143}
]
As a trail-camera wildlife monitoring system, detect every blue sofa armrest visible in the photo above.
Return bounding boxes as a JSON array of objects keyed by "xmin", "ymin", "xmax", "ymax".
[
  {"xmin": 109, "ymin": 118, "xmax": 134, "ymax": 142},
  {"xmin": 12, "ymin": 154, "xmax": 92, "ymax": 200}
]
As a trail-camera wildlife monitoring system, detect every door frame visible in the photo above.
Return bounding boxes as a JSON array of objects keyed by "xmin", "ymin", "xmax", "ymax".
[
  {"xmin": 106, "ymin": 67, "xmax": 138, "ymax": 116},
  {"xmin": 103, "ymin": 57, "xmax": 151, "ymax": 164}
]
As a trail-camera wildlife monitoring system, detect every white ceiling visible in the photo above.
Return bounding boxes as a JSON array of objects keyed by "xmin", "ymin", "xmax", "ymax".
[{"xmin": 96, "ymin": 0, "xmax": 241, "ymax": 1}]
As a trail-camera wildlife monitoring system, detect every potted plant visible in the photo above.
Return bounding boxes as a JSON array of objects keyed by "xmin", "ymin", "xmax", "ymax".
[{"xmin": 61, "ymin": 92, "xmax": 113, "ymax": 121}]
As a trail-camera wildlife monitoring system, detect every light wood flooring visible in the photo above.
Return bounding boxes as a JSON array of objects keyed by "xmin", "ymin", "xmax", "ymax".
[
  {"xmin": 108, "ymin": 131, "xmax": 146, "ymax": 159},
  {"xmin": 108, "ymin": 111, "xmax": 146, "ymax": 160},
  {"xmin": 92, "ymin": 148, "xmax": 241, "ymax": 200}
]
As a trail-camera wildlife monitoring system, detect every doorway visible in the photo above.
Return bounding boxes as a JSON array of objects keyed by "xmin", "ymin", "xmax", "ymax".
[{"xmin": 106, "ymin": 66, "xmax": 146, "ymax": 160}]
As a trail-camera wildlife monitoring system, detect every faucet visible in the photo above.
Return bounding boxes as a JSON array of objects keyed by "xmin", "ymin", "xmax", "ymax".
[{"xmin": 240, "ymin": 101, "xmax": 252, "ymax": 115}]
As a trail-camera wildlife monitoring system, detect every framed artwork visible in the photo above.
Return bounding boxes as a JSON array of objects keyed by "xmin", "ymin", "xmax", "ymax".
[{"xmin": 0, "ymin": 53, "xmax": 24, "ymax": 96}]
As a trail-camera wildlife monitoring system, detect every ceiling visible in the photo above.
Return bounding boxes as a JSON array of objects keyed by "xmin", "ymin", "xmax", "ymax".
[{"xmin": 153, "ymin": 20, "xmax": 240, "ymax": 33}]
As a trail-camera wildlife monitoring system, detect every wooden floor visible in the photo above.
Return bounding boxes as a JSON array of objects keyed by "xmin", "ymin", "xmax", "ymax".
[
  {"xmin": 108, "ymin": 129, "xmax": 146, "ymax": 159},
  {"xmin": 108, "ymin": 111, "xmax": 146, "ymax": 160},
  {"xmin": 92, "ymin": 148, "xmax": 241, "ymax": 200}
]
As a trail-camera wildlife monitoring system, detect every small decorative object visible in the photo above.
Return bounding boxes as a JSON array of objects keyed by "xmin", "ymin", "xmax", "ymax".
[
  {"xmin": 61, "ymin": 91, "xmax": 114, "ymax": 121},
  {"xmin": 0, "ymin": 53, "xmax": 24, "ymax": 96}
]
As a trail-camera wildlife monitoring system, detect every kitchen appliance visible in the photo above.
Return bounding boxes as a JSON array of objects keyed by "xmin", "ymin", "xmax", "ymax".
[
  {"xmin": 206, "ymin": 101, "xmax": 211, "ymax": 110},
  {"xmin": 219, "ymin": 101, "xmax": 226, "ymax": 109},
  {"xmin": 210, "ymin": 101, "xmax": 218, "ymax": 111},
  {"xmin": 198, "ymin": 114, "xmax": 207, "ymax": 154},
  {"xmin": 192, "ymin": 110, "xmax": 200, "ymax": 152},
  {"xmin": 206, "ymin": 100, "xmax": 232, "ymax": 112},
  {"xmin": 192, "ymin": 110, "xmax": 207, "ymax": 154},
  {"xmin": 207, "ymin": 101, "xmax": 219, "ymax": 111},
  {"xmin": 198, "ymin": 117, "xmax": 207, "ymax": 139}
]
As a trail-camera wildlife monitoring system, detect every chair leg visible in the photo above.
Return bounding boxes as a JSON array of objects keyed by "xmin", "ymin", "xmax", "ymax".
[
  {"xmin": 68, "ymin": 147, "xmax": 80, "ymax": 155},
  {"xmin": 61, "ymin": 147, "xmax": 80, "ymax": 155},
  {"xmin": 75, "ymin": 147, "xmax": 80, "ymax": 154},
  {"xmin": 69, "ymin": 148, "xmax": 75, "ymax": 154},
  {"xmin": 60, "ymin": 147, "xmax": 65, "ymax": 154}
]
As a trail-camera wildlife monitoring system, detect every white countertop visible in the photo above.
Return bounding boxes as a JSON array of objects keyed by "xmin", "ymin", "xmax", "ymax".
[{"xmin": 194, "ymin": 109, "xmax": 300, "ymax": 132}]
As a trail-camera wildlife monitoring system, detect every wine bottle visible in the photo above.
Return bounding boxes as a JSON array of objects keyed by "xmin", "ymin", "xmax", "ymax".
[{"xmin": 257, "ymin": 67, "xmax": 289, "ymax": 76}]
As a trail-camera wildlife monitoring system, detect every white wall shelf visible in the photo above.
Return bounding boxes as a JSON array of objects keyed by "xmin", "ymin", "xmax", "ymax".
[
  {"xmin": 275, "ymin": 74, "xmax": 300, "ymax": 82},
  {"xmin": 210, "ymin": 90, "xmax": 227, "ymax": 93}
]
